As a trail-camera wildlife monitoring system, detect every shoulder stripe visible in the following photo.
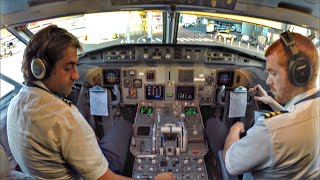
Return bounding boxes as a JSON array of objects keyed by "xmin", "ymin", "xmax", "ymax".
[{"xmin": 263, "ymin": 111, "xmax": 288, "ymax": 119}]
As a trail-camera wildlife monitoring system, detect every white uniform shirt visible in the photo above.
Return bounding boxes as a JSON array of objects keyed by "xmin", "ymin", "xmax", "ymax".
[
  {"xmin": 7, "ymin": 82, "xmax": 109, "ymax": 179},
  {"xmin": 225, "ymin": 87, "xmax": 319, "ymax": 179}
]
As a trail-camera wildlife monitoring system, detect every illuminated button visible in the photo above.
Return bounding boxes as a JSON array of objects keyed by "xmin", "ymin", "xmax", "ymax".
[
  {"xmin": 176, "ymin": 148, "xmax": 180, "ymax": 156},
  {"xmin": 183, "ymin": 160, "xmax": 188, "ymax": 165},
  {"xmin": 198, "ymin": 167, "xmax": 203, "ymax": 172},
  {"xmin": 198, "ymin": 159, "xmax": 203, "ymax": 164},
  {"xmin": 192, "ymin": 150, "xmax": 199, "ymax": 154},
  {"xmin": 138, "ymin": 166, "xmax": 143, "ymax": 171},
  {"xmin": 193, "ymin": 130, "xmax": 198, "ymax": 135},
  {"xmin": 129, "ymin": 70, "xmax": 135, "ymax": 76},
  {"xmin": 152, "ymin": 159, "xmax": 157, "ymax": 165},
  {"xmin": 149, "ymin": 167, "xmax": 154, "ymax": 172},
  {"xmin": 186, "ymin": 167, "xmax": 191, "ymax": 172},
  {"xmin": 166, "ymin": 93, "xmax": 174, "ymax": 97},
  {"xmin": 137, "ymin": 159, "xmax": 142, "ymax": 164}
]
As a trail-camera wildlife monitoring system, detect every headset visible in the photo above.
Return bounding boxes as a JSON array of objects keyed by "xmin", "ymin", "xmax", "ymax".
[
  {"xmin": 31, "ymin": 26, "xmax": 61, "ymax": 80},
  {"xmin": 280, "ymin": 31, "xmax": 312, "ymax": 87}
]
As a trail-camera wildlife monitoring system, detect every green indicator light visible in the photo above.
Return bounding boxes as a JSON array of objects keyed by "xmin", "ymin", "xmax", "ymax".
[
  {"xmin": 166, "ymin": 93, "xmax": 174, "ymax": 97},
  {"xmin": 140, "ymin": 106, "xmax": 153, "ymax": 115},
  {"xmin": 185, "ymin": 107, "xmax": 198, "ymax": 115}
]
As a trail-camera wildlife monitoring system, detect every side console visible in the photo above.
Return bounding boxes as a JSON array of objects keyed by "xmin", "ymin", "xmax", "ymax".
[{"xmin": 130, "ymin": 101, "xmax": 208, "ymax": 180}]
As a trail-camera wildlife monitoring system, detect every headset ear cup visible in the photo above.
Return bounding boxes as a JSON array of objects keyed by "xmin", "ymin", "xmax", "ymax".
[
  {"xmin": 288, "ymin": 57, "xmax": 312, "ymax": 87},
  {"xmin": 31, "ymin": 58, "xmax": 48, "ymax": 80}
]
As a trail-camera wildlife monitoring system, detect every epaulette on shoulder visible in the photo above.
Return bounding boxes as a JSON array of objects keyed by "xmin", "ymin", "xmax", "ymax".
[{"xmin": 263, "ymin": 111, "xmax": 289, "ymax": 119}]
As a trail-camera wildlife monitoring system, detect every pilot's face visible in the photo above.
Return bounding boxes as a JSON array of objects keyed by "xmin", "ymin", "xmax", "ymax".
[
  {"xmin": 266, "ymin": 53, "xmax": 294, "ymax": 104},
  {"xmin": 44, "ymin": 46, "xmax": 79, "ymax": 96}
]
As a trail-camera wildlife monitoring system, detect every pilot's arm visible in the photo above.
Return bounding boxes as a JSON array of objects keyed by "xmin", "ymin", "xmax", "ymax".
[
  {"xmin": 223, "ymin": 122, "xmax": 245, "ymax": 160},
  {"xmin": 249, "ymin": 84, "xmax": 284, "ymax": 111},
  {"xmin": 222, "ymin": 120, "xmax": 273, "ymax": 175}
]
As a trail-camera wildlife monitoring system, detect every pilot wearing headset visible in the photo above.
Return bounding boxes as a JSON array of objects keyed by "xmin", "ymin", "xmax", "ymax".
[
  {"xmin": 207, "ymin": 31, "xmax": 319, "ymax": 179},
  {"xmin": 7, "ymin": 25, "xmax": 175, "ymax": 180}
]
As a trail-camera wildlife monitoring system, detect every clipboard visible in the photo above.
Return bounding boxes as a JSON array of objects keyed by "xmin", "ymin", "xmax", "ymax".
[
  {"xmin": 229, "ymin": 86, "xmax": 247, "ymax": 118},
  {"xmin": 89, "ymin": 85, "xmax": 109, "ymax": 116}
]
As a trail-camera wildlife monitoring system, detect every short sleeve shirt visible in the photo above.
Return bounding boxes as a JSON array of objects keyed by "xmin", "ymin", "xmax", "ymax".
[
  {"xmin": 225, "ymin": 88, "xmax": 319, "ymax": 179},
  {"xmin": 7, "ymin": 82, "xmax": 109, "ymax": 179}
]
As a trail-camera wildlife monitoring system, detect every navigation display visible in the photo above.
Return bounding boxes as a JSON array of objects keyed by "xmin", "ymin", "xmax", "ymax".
[
  {"xmin": 217, "ymin": 72, "xmax": 234, "ymax": 87},
  {"xmin": 184, "ymin": 107, "xmax": 198, "ymax": 115},
  {"xmin": 145, "ymin": 85, "xmax": 164, "ymax": 100},
  {"xmin": 176, "ymin": 86, "xmax": 195, "ymax": 100},
  {"xmin": 103, "ymin": 69, "xmax": 121, "ymax": 85}
]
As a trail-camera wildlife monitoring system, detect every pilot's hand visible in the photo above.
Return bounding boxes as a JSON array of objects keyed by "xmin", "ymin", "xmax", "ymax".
[
  {"xmin": 249, "ymin": 84, "xmax": 272, "ymax": 105},
  {"xmin": 154, "ymin": 172, "xmax": 175, "ymax": 180},
  {"xmin": 249, "ymin": 84, "xmax": 284, "ymax": 111},
  {"xmin": 230, "ymin": 121, "xmax": 245, "ymax": 135}
]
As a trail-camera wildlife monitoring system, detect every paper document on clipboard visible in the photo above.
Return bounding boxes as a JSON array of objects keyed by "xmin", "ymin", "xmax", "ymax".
[
  {"xmin": 89, "ymin": 86, "xmax": 109, "ymax": 116},
  {"xmin": 229, "ymin": 86, "xmax": 247, "ymax": 118}
]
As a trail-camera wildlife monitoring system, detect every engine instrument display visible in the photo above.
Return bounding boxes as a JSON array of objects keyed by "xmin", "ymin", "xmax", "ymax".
[
  {"xmin": 145, "ymin": 85, "xmax": 164, "ymax": 100},
  {"xmin": 184, "ymin": 107, "xmax": 198, "ymax": 115},
  {"xmin": 139, "ymin": 106, "xmax": 153, "ymax": 115},
  {"xmin": 217, "ymin": 71, "xmax": 234, "ymax": 87},
  {"xmin": 176, "ymin": 85, "xmax": 195, "ymax": 100},
  {"xmin": 103, "ymin": 69, "xmax": 121, "ymax": 84}
]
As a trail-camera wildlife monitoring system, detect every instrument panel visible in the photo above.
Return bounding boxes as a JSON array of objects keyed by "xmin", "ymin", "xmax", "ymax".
[
  {"xmin": 78, "ymin": 44, "xmax": 265, "ymax": 106},
  {"xmin": 122, "ymin": 66, "xmax": 217, "ymax": 105},
  {"xmin": 91, "ymin": 66, "xmax": 254, "ymax": 105}
]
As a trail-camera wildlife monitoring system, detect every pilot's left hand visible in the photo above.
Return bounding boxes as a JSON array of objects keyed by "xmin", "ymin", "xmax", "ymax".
[
  {"xmin": 154, "ymin": 172, "xmax": 176, "ymax": 180},
  {"xmin": 230, "ymin": 121, "xmax": 245, "ymax": 136}
]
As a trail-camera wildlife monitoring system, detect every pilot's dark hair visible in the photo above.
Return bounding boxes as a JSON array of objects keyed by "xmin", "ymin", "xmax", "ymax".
[
  {"xmin": 21, "ymin": 24, "xmax": 83, "ymax": 82},
  {"xmin": 265, "ymin": 32, "xmax": 319, "ymax": 87}
]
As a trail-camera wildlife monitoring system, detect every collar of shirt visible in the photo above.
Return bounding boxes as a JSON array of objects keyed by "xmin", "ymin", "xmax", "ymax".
[
  {"xmin": 29, "ymin": 81, "xmax": 74, "ymax": 107},
  {"xmin": 284, "ymin": 87, "xmax": 319, "ymax": 112},
  {"xmin": 32, "ymin": 81, "xmax": 52, "ymax": 93}
]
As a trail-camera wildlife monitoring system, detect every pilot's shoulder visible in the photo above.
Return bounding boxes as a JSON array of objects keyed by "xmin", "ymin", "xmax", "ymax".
[{"xmin": 262, "ymin": 111, "xmax": 289, "ymax": 119}]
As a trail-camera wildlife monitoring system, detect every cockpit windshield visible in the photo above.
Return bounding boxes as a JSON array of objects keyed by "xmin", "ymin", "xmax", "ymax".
[
  {"xmin": 24, "ymin": 10, "xmax": 315, "ymax": 57},
  {"xmin": 26, "ymin": 11, "xmax": 164, "ymax": 52}
]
